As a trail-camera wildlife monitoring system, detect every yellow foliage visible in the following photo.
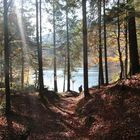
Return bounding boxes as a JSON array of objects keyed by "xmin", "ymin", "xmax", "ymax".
[{"xmin": 107, "ymin": 57, "xmax": 120, "ymax": 62}]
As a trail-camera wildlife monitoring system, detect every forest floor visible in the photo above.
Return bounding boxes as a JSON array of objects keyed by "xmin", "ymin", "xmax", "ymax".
[{"xmin": 0, "ymin": 74, "xmax": 140, "ymax": 139}]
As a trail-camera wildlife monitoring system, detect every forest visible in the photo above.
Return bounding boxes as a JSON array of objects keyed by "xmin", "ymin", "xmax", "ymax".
[{"xmin": 0, "ymin": 0, "xmax": 140, "ymax": 139}]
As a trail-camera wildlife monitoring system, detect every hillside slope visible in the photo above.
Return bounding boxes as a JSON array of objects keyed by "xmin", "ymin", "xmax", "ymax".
[{"xmin": 76, "ymin": 74, "xmax": 140, "ymax": 139}]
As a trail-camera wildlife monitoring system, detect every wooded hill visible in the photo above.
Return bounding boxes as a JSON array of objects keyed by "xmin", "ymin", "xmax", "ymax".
[{"xmin": 0, "ymin": 0, "xmax": 140, "ymax": 139}]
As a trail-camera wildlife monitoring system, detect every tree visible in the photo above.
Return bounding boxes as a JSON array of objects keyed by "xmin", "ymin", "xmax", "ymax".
[
  {"xmin": 4, "ymin": 0, "xmax": 11, "ymax": 114},
  {"xmin": 82, "ymin": 0, "xmax": 90, "ymax": 97},
  {"xmin": 117, "ymin": 0, "xmax": 124, "ymax": 79},
  {"xmin": 103, "ymin": 0, "xmax": 109, "ymax": 84},
  {"xmin": 124, "ymin": 0, "xmax": 128, "ymax": 78},
  {"xmin": 98, "ymin": 0, "xmax": 104, "ymax": 87},
  {"xmin": 7, "ymin": 0, "xmax": 35, "ymax": 90},
  {"xmin": 36, "ymin": 0, "xmax": 44, "ymax": 94},
  {"xmin": 128, "ymin": 0, "xmax": 139, "ymax": 75},
  {"xmin": 21, "ymin": 0, "xmax": 24, "ymax": 89},
  {"xmin": 66, "ymin": 0, "xmax": 71, "ymax": 92},
  {"xmin": 53, "ymin": 0, "xmax": 58, "ymax": 92}
]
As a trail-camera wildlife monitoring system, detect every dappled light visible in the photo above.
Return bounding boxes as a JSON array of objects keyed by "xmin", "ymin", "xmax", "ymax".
[{"xmin": 0, "ymin": 0, "xmax": 140, "ymax": 139}]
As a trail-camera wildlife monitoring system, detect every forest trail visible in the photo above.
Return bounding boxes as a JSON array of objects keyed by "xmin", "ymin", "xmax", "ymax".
[
  {"xmin": 11, "ymin": 91, "xmax": 89, "ymax": 140},
  {"xmin": 1, "ymin": 74, "xmax": 140, "ymax": 139}
]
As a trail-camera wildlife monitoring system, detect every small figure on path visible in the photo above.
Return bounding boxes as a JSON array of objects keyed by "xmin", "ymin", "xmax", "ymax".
[{"xmin": 78, "ymin": 85, "xmax": 82, "ymax": 93}]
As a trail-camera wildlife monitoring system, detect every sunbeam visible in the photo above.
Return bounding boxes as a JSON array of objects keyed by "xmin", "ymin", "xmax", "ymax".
[
  {"xmin": 14, "ymin": 1, "xmax": 29, "ymax": 63},
  {"xmin": 13, "ymin": 1, "xmax": 33, "ymax": 85}
]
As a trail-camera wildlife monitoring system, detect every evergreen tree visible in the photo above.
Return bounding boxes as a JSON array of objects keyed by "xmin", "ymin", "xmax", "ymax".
[
  {"xmin": 98, "ymin": 0, "xmax": 104, "ymax": 87},
  {"xmin": 117, "ymin": 0, "xmax": 124, "ymax": 79},
  {"xmin": 103, "ymin": 0, "xmax": 109, "ymax": 84},
  {"xmin": 36, "ymin": 0, "xmax": 44, "ymax": 94},
  {"xmin": 82, "ymin": 0, "xmax": 90, "ymax": 97},
  {"xmin": 4, "ymin": 0, "xmax": 11, "ymax": 114},
  {"xmin": 66, "ymin": 0, "xmax": 71, "ymax": 92},
  {"xmin": 21, "ymin": 0, "xmax": 24, "ymax": 89},
  {"xmin": 128, "ymin": 0, "xmax": 140, "ymax": 75},
  {"xmin": 53, "ymin": 0, "xmax": 58, "ymax": 92}
]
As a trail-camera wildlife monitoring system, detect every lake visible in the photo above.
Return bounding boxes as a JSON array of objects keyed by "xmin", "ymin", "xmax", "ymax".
[
  {"xmin": 30, "ymin": 64, "xmax": 118, "ymax": 92},
  {"xmin": 43, "ymin": 67, "xmax": 99, "ymax": 92}
]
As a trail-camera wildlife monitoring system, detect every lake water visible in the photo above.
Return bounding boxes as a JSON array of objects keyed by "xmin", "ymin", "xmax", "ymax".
[
  {"xmin": 43, "ymin": 67, "xmax": 99, "ymax": 92},
  {"xmin": 30, "ymin": 63, "xmax": 119, "ymax": 92}
]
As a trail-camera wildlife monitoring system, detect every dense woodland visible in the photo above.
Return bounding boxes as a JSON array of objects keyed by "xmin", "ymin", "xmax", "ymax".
[{"xmin": 0, "ymin": 0, "xmax": 140, "ymax": 139}]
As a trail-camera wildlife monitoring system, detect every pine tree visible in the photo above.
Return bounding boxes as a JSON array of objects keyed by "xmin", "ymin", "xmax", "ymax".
[
  {"xmin": 128, "ymin": 0, "xmax": 140, "ymax": 75},
  {"xmin": 82, "ymin": 0, "xmax": 90, "ymax": 97},
  {"xmin": 36, "ymin": 0, "xmax": 44, "ymax": 94},
  {"xmin": 66, "ymin": 0, "xmax": 71, "ymax": 92},
  {"xmin": 103, "ymin": 0, "xmax": 108, "ymax": 84},
  {"xmin": 4, "ymin": 0, "xmax": 11, "ymax": 114},
  {"xmin": 53, "ymin": 0, "xmax": 58, "ymax": 92},
  {"xmin": 98, "ymin": 0, "xmax": 104, "ymax": 87}
]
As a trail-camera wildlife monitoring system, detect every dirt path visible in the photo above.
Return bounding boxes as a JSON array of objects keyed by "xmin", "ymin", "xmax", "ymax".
[{"xmin": 11, "ymin": 92, "xmax": 89, "ymax": 140}]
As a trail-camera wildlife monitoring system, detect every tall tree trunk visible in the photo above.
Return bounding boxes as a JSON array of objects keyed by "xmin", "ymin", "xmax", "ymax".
[
  {"xmin": 36, "ymin": 0, "xmax": 44, "ymax": 94},
  {"xmin": 0, "ymin": 50, "xmax": 3, "ymax": 82},
  {"xmin": 9, "ymin": 46, "xmax": 12, "ymax": 88},
  {"xmin": 4, "ymin": 0, "xmax": 11, "ymax": 114},
  {"xmin": 103, "ymin": 0, "xmax": 108, "ymax": 84},
  {"xmin": 21, "ymin": 0, "xmax": 24, "ymax": 89},
  {"xmin": 124, "ymin": 0, "xmax": 128, "ymax": 78},
  {"xmin": 66, "ymin": 0, "xmax": 70, "ymax": 92},
  {"xmin": 21, "ymin": 48, "xmax": 24, "ymax": 89},
  {"xmin": 63, "ymin": 56, "xmax": 66, "ymax": 92},
  {"xmin": 98, "ymin": 0, "xmax": 104, "ymax": 87},
  {"xmin": 128, "ymin": 1, "xmax": 139, "ymax": 75},
  {"xmin": 117, "ymin": 0, "xmax": 124, "ymax": 79},
  {"xmin": 9, "ymin": 49, "xmax": 12, "ymax": 88},
  {"xmin": 82, "ymin": 0, "xmax": 90, "ymax": 97},
  {"xmin": 53, "ymin": 0, "xmax": 58, "ymax": 92},
  {"xmin": 124, "ymin": 23, "xmax": 128, "ymax": 78}
]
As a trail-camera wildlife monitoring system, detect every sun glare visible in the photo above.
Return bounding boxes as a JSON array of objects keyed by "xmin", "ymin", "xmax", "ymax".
[{"xmin": 14, "ymin": 1, "xmax": 29, "ymax": 63}]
